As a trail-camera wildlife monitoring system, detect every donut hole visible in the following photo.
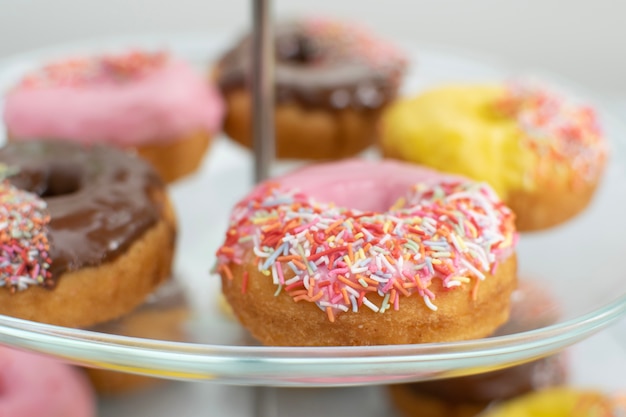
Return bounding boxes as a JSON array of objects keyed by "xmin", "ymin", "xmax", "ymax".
[
  {"xmin": 40, "ymin": 164, "xmax": 83, "ymax": 197},
  {"xmin": 294, "ymin": 177, "xmax": 419, "ymax": 213}
]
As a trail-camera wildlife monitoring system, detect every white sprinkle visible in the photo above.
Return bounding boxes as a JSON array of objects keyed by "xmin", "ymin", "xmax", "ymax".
[
  {"xmin": 362, "ymin": 297, "xmax": 380, "ymax": 312},
  {"xmin": 285, "ymin": 276, "xmax": 300, "ymax": 285},
  {"xmin": 461, "ymin": 259, "xmax": 486, "ymax": 280},
  {"xmin": 423, "ymin": 295, "xmax": 438, "ymax": 311}
]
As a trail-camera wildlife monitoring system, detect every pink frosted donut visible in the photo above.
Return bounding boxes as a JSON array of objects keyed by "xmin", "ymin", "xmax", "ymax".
[
  {"xmin": 0, "ymin": 346, "xmax": 95, "ymax": 417},
  {"xmin": 217, "ymin": 159, "xmax": 518, "ymax": 346},
  {"xmin": 3, "ymin": 50, "xmax": 224, "ymax": 182}
]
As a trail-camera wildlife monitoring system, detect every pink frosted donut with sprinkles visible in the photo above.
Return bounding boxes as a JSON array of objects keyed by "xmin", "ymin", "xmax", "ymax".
[
  {"xmin": 3, "ymin": 50, "xmax": 224, "ymax": 183},
  {"xmin": 216, "ymin": 160, "xmax": 518, "ymax": 346}
]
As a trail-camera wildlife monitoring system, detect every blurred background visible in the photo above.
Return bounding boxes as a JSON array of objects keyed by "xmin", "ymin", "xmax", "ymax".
[
  {"xmin": 1, "ymin": 0, "xmax": 624, "ymax": 97},
  {"xmin": 1, "ymin": 2, "xmax": 626, "ymax": 416}
]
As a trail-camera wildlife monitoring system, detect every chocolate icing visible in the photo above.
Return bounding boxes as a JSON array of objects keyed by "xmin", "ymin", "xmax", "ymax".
[
  {"xmin": 403, "ymin": 281, "xmax": 566, "ymax": 405},
  {"xmin": 0, "ymin": 141, "xmax": 164, "ymax": 285},
  {"xmin": 216, "ymin": 20, "xmax": 406, "ymax": 109},
  {"xmin": 407, "ymin": 355, "xmax": 567, "ymax": 405}
]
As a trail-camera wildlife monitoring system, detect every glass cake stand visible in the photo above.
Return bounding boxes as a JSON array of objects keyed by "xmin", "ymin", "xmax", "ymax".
[{"xmin": 0, "ymin": 29, "xmax": 625, "ymax": 387}]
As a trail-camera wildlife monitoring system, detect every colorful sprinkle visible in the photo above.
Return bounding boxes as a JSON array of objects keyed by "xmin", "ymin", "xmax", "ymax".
[
  {"xmin": 19, "ymin": 51, "xmax": 168, "ymax": 89},
  {"xmin": 0, "ymin": 181, "xmax": 52, "ymax": 291},
  {"xmin": 495, "ymin": 81, "xmax": 608, "ymax": 187},
  {"xmin": 217, "ymin": 180, "xmax": 516, "ymax": 321}
]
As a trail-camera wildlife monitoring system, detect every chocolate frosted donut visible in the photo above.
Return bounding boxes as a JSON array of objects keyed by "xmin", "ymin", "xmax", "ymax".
[
  {"xmin": 216, "ymin": 17, "xmax": 407, "ymax": 159},
  {"xmin": 389, "ymin": 356, "xmax": 567, "ymax": 417},
  {"xmin": 0, "ymin": 141, "xmax": 176, "ymax": 327},
  {"xmin": 388, "ymin": 281, "xmax": 567, "ymax": 417}
]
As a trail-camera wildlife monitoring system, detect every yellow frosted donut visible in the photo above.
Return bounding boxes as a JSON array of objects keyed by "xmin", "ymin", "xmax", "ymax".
[
  {"xmin": 380, "ymin": 82, "xmax": 608, "ymax": 231},
  {"xmin": 480, "ymin": 387, "xmax": 625, "ymax": 417}
]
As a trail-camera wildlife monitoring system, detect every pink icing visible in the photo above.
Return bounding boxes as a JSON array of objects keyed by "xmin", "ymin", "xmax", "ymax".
[
  {"xmin": 3, "ymin": 53, "xmax": 224, "ymax": 145},
  {"xmin": 218, "ymin": 159, "xmax": 517, "ymax": 319},
  {"xmin": 0, "ymin": 346, "xmax": 95, "ymax": 417},
  {"xmin": 277, "ymin": 159, "xmax": 461, "ymax": 212}
]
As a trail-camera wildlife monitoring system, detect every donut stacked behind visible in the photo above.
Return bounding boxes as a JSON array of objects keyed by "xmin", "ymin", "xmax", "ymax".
[
  {"xmin": 216, "ymin": 160, "xmax": 518, "ymax": 346},
  {"xmin": 3, "ymin": 51, "xmax": 224, "ymax": 182},
  {"xmin": 380, "ymin": 81, "xmax": 608, "ymax": 231},
  {"xmin": 216, "ymin": 17, "xmax": 407, "ymax": 159},
  {"xmin": 388, "ymin": 280, "xmax": 567, "ymax": 417},
  {"xmin": 0, "ymin": 140, "xmax": 176, "ymax": 328}
]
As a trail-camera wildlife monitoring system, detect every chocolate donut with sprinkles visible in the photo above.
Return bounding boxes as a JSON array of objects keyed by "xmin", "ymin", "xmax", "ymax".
[
  {"xmin": 216, "ymin": 160, "xmax": 518, "ymax": 346},
  {"xmin": 215, "ymin": 17, "xmax": 407, "ymax": 160},
  {"xmin": 0, "ymin": 140, "xmax": 176, "ymax": 328}
]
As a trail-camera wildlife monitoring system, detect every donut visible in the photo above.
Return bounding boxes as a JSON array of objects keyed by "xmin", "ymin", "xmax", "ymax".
[
  {"xmin": 84, "ymin": 282, "xmax": 189, "ymax": 395},
  {"xmin": 3, "ymin": 50, "xmax": 224, "ymax": 183},
  {"xmin": 389, "ymin": 356, "xmax": 567, "ymax": 417},
  {"xmin": 215, "ymin": 17, "xmax": 407, "ymax": 159},
  {"xmin": 480, "ymin": 387, "xmax": 626, "ymax": 417},
  {"xmin": 388, "ymin": 280, "xmax": 566, "ymax": 417},
  {"xmin": 0, "ymin": 140, "xmax": 176, "ymax": 328},
  {"xmin": 380, "ymin": 81, "xmax": 608, "ymax": 231},
  {"xmin": 0, "ymin": 345, "xmax": 95, "ymax": 417},
  {"xmin": 216, "ymin": 159, "xmax": 517, "ymax": 346}
]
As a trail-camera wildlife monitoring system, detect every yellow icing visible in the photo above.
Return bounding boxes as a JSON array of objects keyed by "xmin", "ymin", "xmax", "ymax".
[
  {"xmin": 380, "ymin": 84, "xmax": 541, "ymax": 198},
  {"xmin": 481, "ymin": 387, "xmax": 616, "ymax": 417}
]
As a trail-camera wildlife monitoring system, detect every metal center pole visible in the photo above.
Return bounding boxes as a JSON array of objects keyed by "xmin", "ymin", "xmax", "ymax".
[
  {"xmin": 251, "ymin": 1, "xmax": 279, "ymax": 414},
  {"xmin": 251, "ymin": 0, "xmax": 275, "ymax": 183}
]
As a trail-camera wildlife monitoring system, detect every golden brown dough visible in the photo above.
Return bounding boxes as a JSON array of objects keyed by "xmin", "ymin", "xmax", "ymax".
[
  {"xmin": 0, "ymin": 196, "xmax": 176, "ymax": 328},
  {"xmin": 223, "ymin": 90, "xmax": 379, "ymax": 159},
  {"xmin": 222, "ymin": 256, "xmax": 516, "ymax": 346},
  {"xmin": 135, "ymin": 130, "xmax": 212, "ymax": 183}
]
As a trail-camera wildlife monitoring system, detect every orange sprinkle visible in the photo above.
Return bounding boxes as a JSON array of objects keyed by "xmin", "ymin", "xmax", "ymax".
[
  {"xmin": 310, "ymin": 291, "xmax": 324, "ymax": 302},
  {"xmin": 219, "ymin": 246, "xmax": 235, "ymax": 254},
  {"xmin": 326, "ymin": 306, "xmax": 335, "ymax": 323},
  {"xmin": 393, "ymin": 280, "xmax": 411, "ymax": 296},
  {"xmin": 337, "ymin": 275, "xmax": 363, "ymax": 290},
  {"xmin": 292, "ymin": 259, "xmax": 307, "ymax": 271},
  {"xmin": 341, "ymin": 288, "xmax": 350, "ymax": 305},
  {"xmin": 308, "ymin": 277, "xmax": 316, "ymax": 297},
  {"xmin": 288, "ymin": 289, "xmax": 308, "ymax": 297},
  {"xmin": 471, "ymin": 278, "xmax": 481, "ymax": 301},
  {"xmin": 276, "ymin": 255, "xmax": 300, "ymax": 262},
  {"xmin": 324, "ymin": 219, "xmax": 343, "ymax": 236},
  {"xmin": 356, "ymin": 274, "xmax": 379, "ymax": 286},
  {"xmin": 261, "ymin": 222, "xmax": 281, "ymax": 232},
  {"xmin": 241, "ymin": 270, "xmax": 249, "ymax": 293},
  {"xmin": 220, "ymin": 264, "xmax": 234, "ymax": 281}
]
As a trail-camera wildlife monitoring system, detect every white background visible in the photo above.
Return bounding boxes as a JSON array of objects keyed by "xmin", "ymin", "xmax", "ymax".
[{"xmin": 1, "ymin": 0, "xmax": 625, "ymax": 97}]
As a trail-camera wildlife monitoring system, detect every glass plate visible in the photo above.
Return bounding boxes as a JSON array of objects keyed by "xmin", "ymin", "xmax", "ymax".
[{"xmin": 0, "ymin": 35, "xmax": 624, "ymax": 387}]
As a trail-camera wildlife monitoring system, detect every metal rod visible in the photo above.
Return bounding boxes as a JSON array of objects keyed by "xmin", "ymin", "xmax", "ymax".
[
  {"xmin": 251, "ymin": 0, "xmax": 275, "ymax": 183},
  {"xmin": 251, "ymin": 2, "xmax": 278, "ymax": 412},
  {"xmin": 253, "ymin": 386, "xmax": 279, "ymax": 417}
]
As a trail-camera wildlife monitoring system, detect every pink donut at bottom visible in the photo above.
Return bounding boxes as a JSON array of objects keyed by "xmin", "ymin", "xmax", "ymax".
[{"xmin": 0, "ymin": 346, "xmax": 95, "ymax": 417}]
